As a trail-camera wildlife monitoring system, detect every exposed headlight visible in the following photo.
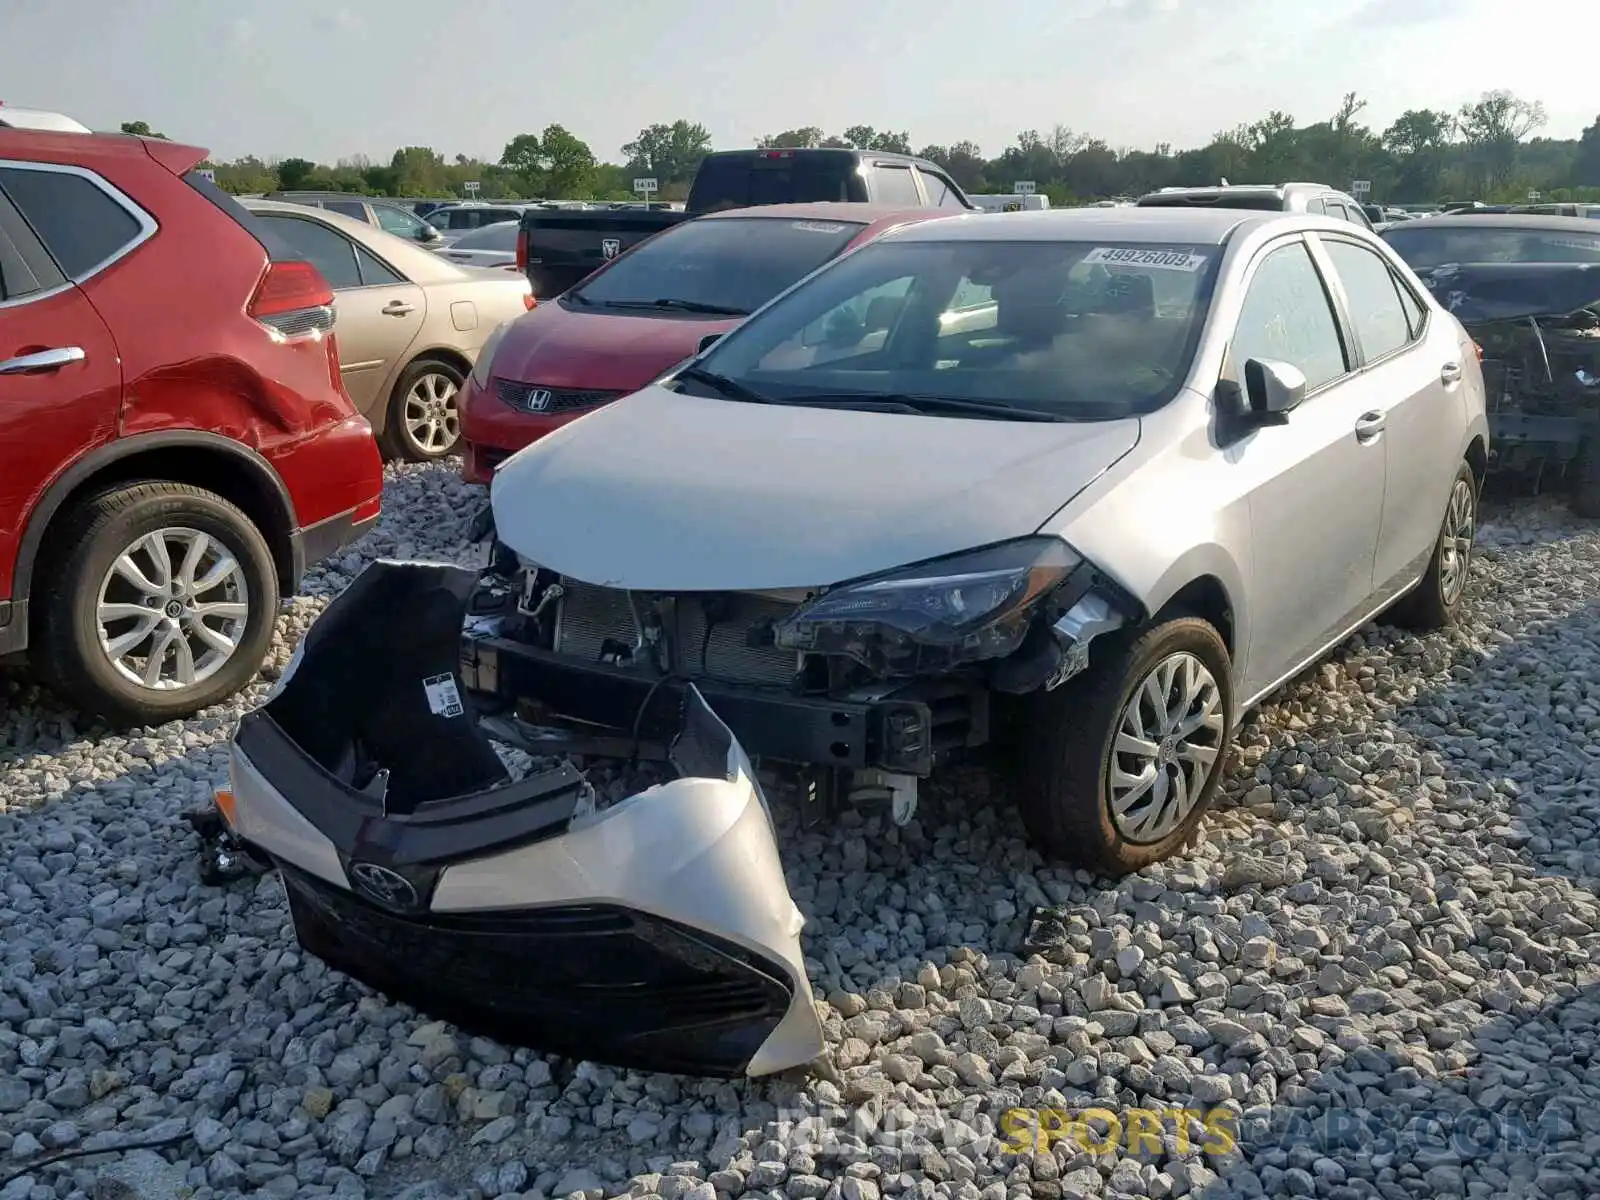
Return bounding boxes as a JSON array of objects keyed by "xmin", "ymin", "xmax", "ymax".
[
  {"xmin": 471, "ymin": 320, "xmax": 514, "ymax": 388},
  {"xmin": 773, "ymin": 537, "xmax": 1082, "ymax": 675}
]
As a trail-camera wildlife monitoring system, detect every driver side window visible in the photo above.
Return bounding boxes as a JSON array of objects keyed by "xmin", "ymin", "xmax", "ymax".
[
  {"xmin": 375, "ymin": 205, "xmax": 424, "ymax": 236},
  {"xmin": 1230, "ymin": 241, "xmax": 1349, "ymax": 392},
  {"xmin": 756, "ymin": 276, "xmax": 915, "ymax": 370}
]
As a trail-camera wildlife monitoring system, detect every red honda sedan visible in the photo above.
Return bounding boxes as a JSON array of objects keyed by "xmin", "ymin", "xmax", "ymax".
[{"xmin": 458, "ymin": 203, "xmax": 956, "ymax": 484}]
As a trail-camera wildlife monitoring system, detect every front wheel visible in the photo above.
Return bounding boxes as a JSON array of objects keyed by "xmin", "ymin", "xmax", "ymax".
[
  {"xmin": 1011, "ymin": 616, "xmax": 1235, "ymax": 874},
  {"xmin": 380, "ymin": 358, "xmax": 463, "ymax": 462},
  {"xmin": 34, "ymin": 482, "xmax": 280, "ymax": 726}
]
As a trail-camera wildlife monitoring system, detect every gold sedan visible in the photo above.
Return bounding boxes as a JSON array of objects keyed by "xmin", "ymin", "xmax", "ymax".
[{"xmin": 242, "ymin": 198, "xmax": 534, "ymax": 461}]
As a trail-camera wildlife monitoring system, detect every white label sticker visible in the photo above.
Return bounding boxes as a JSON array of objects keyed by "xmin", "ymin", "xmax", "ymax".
[
  {"xmin": 1082, "ymin": 247, "xmax": 1209, "ymax": 272},
  {"xmin": 423, "ymin": 673, "xmax": 464, "ymax": 718},
  {"xmin": 792, "ymin": 221, "xmax": 847, "ymax": 233}
]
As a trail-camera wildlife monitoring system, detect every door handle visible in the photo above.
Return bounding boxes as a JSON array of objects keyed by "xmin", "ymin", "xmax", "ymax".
[
  {"xmin": 382, "ymin": 301, "xmax": 415, "ymax": 317},
  {"xmin": 1440, "ymin": 362, "xmax": 1462, "ymax": 384},
  {"xmin": 1354, "ymin": 411, "xmax": 1387, "ymax": 441},
  {"xmin": 0, "ymin": 346, "xmax": 86, "ymax": 375}
]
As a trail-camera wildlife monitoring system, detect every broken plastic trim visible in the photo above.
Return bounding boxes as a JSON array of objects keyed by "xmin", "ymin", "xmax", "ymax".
[
  {"xmin": 223, "ymin": 559, "xmax": 825, "ymax": 1079},
  {"xmin": 1045, "ymin": 590, "xmax": 1128, "ymax": 690}
]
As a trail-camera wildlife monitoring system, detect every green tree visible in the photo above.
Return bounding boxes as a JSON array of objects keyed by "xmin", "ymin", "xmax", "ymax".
[
  {"xmin": 1573, "ymin": 115, "xmax": 1600, "ymax": 187},
  {"xmin": 120, "ymin": 120, "xmax": 167, "ymax": 139},
  {"xmin": 621, "ymin": 120, "xmax": 713, "ymax": 185},
  {"xmin": 1457, "ymin": 90, "xmax": 1546, "ymax": 193},
  {"xmin": 274, "ymin": 157, "xmax": 317, "ymax": 190},
  {"xmin": 840, "ymin": 125, "xmax": 912, "ymax": 154},
  {"xmin": 757, "ymin": 127, "xmax": 824, "ymax": 149},
  {"xmin": 539, "ymin": 124, "xmax": 597, "ymax": 197}
]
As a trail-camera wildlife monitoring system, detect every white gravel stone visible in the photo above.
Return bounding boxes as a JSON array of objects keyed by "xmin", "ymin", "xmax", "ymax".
[{"xmin": 3, "ymin": 471, "xmax": 1600, "ymax": 1199}]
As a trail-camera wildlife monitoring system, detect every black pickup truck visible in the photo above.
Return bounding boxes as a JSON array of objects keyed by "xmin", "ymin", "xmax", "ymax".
[{"xmin": 516, "ymin": 148, "xmax": 975, "ymax": 297}]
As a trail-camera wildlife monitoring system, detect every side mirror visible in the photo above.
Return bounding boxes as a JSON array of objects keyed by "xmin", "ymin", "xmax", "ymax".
[
  {"xmin": 1243, "ymin": 358, "xmax": 1307, "ymax": 420},
  {"xmin": 418, "ymin": 225, "xmax": 442, "ymax": 243},
  {"xmin": 697, "ymin": 333, "xmax": 723, "ymax": 354}
]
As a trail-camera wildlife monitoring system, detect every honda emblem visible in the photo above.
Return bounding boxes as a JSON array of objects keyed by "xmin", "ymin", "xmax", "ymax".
[
  {"xmin": 523, "ymin": 388, "xmax": 552, "ymax": 412},
  {"xmin": 601, "ymin": 238, "xmax": 622, "ymax": 259}
]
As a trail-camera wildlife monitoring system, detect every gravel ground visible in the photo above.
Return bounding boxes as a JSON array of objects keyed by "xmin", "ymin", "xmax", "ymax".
[{"xmin": 2, "ymin": 461, "xmax": 1599, "ymax": 1200}]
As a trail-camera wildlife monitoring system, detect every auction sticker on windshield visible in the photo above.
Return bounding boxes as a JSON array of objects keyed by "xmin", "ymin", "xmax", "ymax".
[{"xmin": 1082, "ymin": 247, "xmax": 1209, "ymax": 272}]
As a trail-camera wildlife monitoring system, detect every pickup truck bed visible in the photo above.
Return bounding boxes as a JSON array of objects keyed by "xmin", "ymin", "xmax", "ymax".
[{"xmin": 517, "ymin": 148, "xmax": 973, "ymax": 298}]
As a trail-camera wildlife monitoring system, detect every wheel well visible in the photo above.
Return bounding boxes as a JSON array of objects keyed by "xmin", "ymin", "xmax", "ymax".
[
  {"xmin": 27, "ymin": 446, "xmax": 295, "ymax": 597},
  {"xmin": 1157, "ymin": 576, "xmax": 1235, "ymax": 656},
  {"xmin": 1465, "ymin": 436, "xmax": 1488, "ymax": 490},
  {"xmin": 410, "ymin": 348, "xmax": 473, "ymax": 382}
]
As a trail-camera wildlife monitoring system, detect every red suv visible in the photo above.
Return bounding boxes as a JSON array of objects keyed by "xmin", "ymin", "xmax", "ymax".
[{"xmin": 0, "ymin": 116, "xmax": 384, "ymax": 725}]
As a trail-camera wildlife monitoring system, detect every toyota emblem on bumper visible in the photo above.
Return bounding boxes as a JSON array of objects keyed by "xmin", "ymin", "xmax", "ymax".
[{"xmin": 349, "ymin": 862, "xmax": 419, "ymax": 909}]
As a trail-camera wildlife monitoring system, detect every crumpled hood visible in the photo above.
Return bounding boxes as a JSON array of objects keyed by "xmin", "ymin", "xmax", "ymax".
[
  {"xmin": 1416, "ymin": 262, "xmax": 1600, "ymax": 325},
  {"xmin": 490, "ymin": 385, "xmax": 1140, "ymax": 591},
  {"xmin": 490, "ymin": 303, "xmax": 741, "ymax": 392}
]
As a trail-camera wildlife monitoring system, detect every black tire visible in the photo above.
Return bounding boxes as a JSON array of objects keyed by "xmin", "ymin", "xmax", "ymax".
[
  {"xmin": 33, "ymin": 482, "xmax": 279, "ymax": 727},
  {"xmin": 378, "ymin": 358, "xmax": 464, "ymax": 462},
  {"xmin": 1388, "ymin": 460, "xmax": 1477, "ymax": 630},
  {"xmin": 1011, "ymin": 616, "xmax": 1235, "ymax": 875},
  {"xmin": 1573, "ymin": 436, "xmax": 1600, "ymax": 520}
]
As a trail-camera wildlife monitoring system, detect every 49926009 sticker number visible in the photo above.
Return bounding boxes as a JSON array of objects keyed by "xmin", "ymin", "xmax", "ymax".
[{"xmin": 1081, "ymin": 247, "xmax": 1210, "ymax": 272}]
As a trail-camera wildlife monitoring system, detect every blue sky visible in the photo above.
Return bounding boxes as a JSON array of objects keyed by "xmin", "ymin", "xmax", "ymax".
[{"xmin": 1, "ymin": 0, "xmax": 1590, "ymax": 163}]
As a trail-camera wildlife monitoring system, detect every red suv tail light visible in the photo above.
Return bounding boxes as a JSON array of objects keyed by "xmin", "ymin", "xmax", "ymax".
[
  {"xmin": 515, "ymin": 228, "xmax": 529, "ymax": 272},
  {"xmin": 249, "ymin": 260, "xmax": 336, "ymax": 337}
]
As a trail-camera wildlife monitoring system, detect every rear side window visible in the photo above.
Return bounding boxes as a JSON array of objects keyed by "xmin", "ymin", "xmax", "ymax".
[
  {"xmin": 1321, "ymin": 240, "xmax": 1414, "ymax": 362},
  {"xmin": 873, "ymin": 165, "xmax": 921, "ymax": 206},
  {"xmin": 324, "ymin": 200, "xmax": 367, "ymax": 221},
  {"xmin": 916, "ymin": 168, "xmax": 954, "ymax": 207},
  {"xmin": 257, "ymin": 214, "xmax": 362, "ymax": 288},
  {"xmin": 0, "ymin": 165, "xmax": 143, "ymax": 279},
  {"xmin": 184, "ymin": 171, "xmax": 299, "ymax": 261}
]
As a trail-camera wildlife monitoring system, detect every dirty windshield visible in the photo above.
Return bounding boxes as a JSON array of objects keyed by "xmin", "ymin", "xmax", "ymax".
[
  {"xmin": 1382, "ymin": 225, "xmax": 1600, "ymax": 268},
  {"xmin": 568, "ymin": 215, "xmax": 863, "ymax": 315},
  {"xmin": 687, "ymin": 238, "xmax": 1222, "ymax": 418}
]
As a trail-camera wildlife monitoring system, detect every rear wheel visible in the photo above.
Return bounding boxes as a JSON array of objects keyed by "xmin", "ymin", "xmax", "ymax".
[
  {"xmin": 380, "ymin": 358, "xmax": 463, "ymax": 462},
  {"xmin": 1573, "ymin": 435, "xmax": 1600, "ymax": 520},
  {"xmin": 34, "ymin": 482, "xmax": 279, "ymax": 726},
  {"xmin": 1389, "ymin": 460, "xmax": 1476, "ymax": 630},
  {"xmin": 1011, "ymin": 616, "xmax": 1234, "ymax": 874}
]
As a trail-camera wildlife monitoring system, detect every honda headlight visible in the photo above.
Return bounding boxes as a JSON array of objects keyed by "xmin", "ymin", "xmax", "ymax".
[
  {"xmin": 471, "ymin": 320, "xmax": 514, "ymax": 388},
  {"xmin": 774, "ymin": 537, "xmax": 1082, "ymax": 675}
]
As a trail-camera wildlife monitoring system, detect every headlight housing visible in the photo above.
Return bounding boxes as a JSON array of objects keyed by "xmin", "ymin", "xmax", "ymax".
[
  {"xmin": 470, "ymin": 320, "xmax": 514, "ymax": 389},
  {"xmin": 773, "ymin": 537, "xmax": 1082, "ymax": 675}
]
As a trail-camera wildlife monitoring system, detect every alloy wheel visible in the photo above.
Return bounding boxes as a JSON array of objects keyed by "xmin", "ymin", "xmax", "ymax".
[
  {"xmin": 1438, "ymin": 476, "xmax": 1475, "ymax": 605},
  {"xmin": 94, "ymin": 527, "xmax": 250, "ymax": 691},
  {"xmin": 1107, "ymin": 650, "xmax": 1226, "ymax": 843},
  {"xmin": 403, "ymin": 372, "xmax": 460, "ymax": 455}
]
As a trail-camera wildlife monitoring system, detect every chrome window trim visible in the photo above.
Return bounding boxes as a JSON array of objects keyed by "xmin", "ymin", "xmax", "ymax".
[{"xmin": 0, "ymin": 159, "xmax": 158, "ymax": 308}]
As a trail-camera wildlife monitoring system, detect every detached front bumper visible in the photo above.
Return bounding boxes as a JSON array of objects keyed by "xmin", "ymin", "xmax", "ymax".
[{"xmin": 219, "ymin": 561, "xmax": 823, "ymax": 1079}]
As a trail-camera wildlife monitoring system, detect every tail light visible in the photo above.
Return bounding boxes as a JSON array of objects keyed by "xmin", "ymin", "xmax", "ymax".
[
  {"xmin": 523, "ymin": 291, "xmax": 536, "ymax": 311},
  {"xmin": 249, "ymin": 260, "xmax": 336, "ymax": 338},
  {"xmin": 515, "ymin": 228, "xmax": 529, "ymax": 272}
]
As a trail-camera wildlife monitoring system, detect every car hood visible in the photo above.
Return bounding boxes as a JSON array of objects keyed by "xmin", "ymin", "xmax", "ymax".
[
  {"xmin": 490, "ymin": 385, "xmax": 1141, "ymax": 591},
  {"xmin": 1414, "ymin": 262, "xmax": 1600, "ymax": 324},
  {"xmin": 490, "ymin": 302, "xmax": 743, "ymax": 392}
]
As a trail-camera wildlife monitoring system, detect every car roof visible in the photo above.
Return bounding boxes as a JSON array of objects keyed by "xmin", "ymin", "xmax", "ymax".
[
  {"xmin": 884, "ymin": 205, "xmax": 1275, "ymax": 244},
  {"xmin": 1387, "ymin": 213, "xmax": 1600, "ymax": 233},
  {"xmin": 697, "ymin": 202, "xmax": 935, "ymax": 224},
  {"xmin": 0, "ymin": 105, "xmax": 92, "ymax": 132},
  {"xmin": 241, "ymin": 197, "xmax": 474, "ymax": 284}
]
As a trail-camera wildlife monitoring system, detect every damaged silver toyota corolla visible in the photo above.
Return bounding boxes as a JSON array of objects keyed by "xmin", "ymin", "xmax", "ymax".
[{"xmin": 206, "ymin": 206, "xmax": 1486, "ymax": 1080}]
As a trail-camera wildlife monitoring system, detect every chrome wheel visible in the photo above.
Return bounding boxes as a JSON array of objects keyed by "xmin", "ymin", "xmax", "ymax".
[
  {"xmin": 1438, "ymin": 476, "xmax": 1475, "ymax": 605},
  {"xmin": 95, "ymin": 528, "xmax": 250, "ymax": 691},
  {"xmin": 1108, "ymin": 651, "xmax": 1226, "ymax": 843},
  {"xmin": 402, "ymin": 371, "xmax": 460, "ymax": 455}
]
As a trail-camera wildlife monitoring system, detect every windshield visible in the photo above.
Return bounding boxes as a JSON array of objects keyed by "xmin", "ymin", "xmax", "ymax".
[
  {"xmin": 687, "ymin": 238, "xmax": 1222, "ymax": 419},
  {"xmin": 570, "ymin": 216, "xmax": 864, "ymax": 315},
  {"xmin": 450, "ymin": 222, "xmax": 519, "ymax": 251},
  {"xmin": 689, "ymin": 154, "xmax": 860, "ymax": 211},
  {"xmin": 1383, "ymin": 225, "xmax": 1600, "ymax": 268}
]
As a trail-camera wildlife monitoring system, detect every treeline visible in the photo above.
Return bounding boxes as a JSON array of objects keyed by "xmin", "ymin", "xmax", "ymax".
[{"xmin": 127, "ymin": 90, "xmax": 1600, "ymax": 206}]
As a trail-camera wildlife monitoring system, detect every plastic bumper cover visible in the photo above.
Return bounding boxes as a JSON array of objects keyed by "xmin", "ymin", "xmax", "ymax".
[{"xmin": 220, "ymin": 560, "xmax": 824, "ymax": 1079}]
